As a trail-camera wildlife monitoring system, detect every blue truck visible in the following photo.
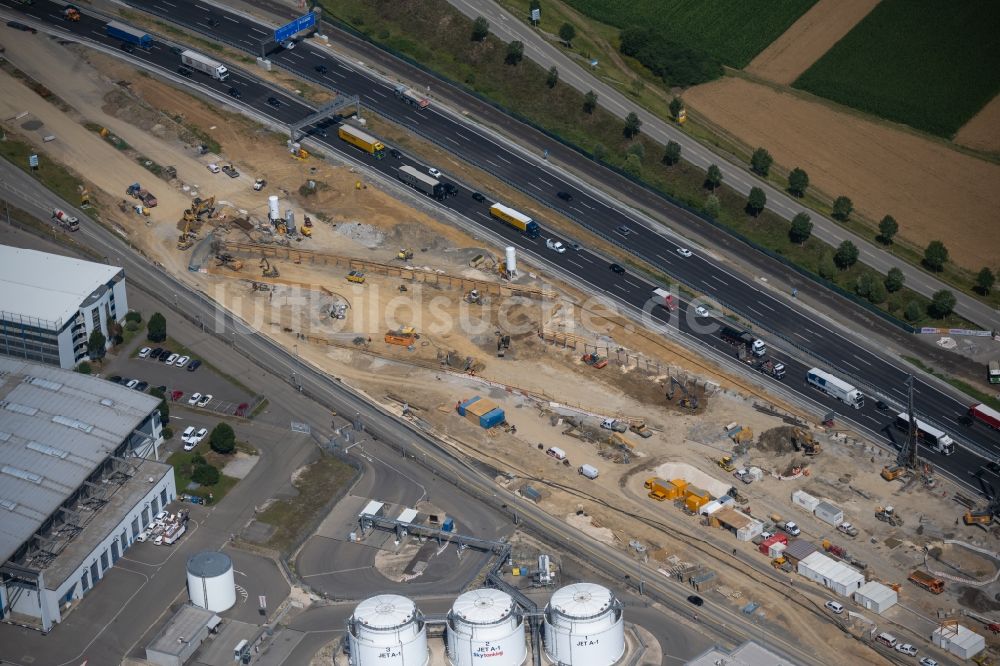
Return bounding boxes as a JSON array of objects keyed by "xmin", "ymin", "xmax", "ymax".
[{"xmin": 105, "ymin": 21, "xmax": 151, "ymax": 48}]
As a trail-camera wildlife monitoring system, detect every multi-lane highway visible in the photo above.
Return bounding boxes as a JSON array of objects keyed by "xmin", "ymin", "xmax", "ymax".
[{"xmin": 3, "ymin": 0, "xmax": 999, "ymax": 473}]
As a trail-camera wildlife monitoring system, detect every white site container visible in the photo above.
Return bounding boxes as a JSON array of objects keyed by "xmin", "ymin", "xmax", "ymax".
[{"xmin": 791, "ymin": 489, "xmax": 820, "ymax": 512}]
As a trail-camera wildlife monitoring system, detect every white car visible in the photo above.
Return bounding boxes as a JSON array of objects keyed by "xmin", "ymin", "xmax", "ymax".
[
  {"xmin": 153, "ymin": 510, "xmax": 168, "ymax": 525},
  {"xmin": 197, "ymin": 394, "xmax": 213, "ymax": 408},
  {"xmin": 174, "ymin": 355, "xmax": 190, "ymax": 368},
  {"xmin": 138, "ymin": 347, "xmax": 151, "ymax": 358},
  {"xmin": 187, "ymin": 392, "xmax": 203, "ymax": 406},
  {"xmin": 126, "ymin": 379, "xmax": 140, "ymax": 390},
  {"xmin": 677, "ymin": 247, "xmax": 693, "ymax": 257},
  {"xmin": 181, "ymin": 426, "xmax": 196, "ymax": 443},
  {"xmin": 282, "ymin": 39, "xmax": 295, "ymax": 50},
  {"xmin": 919, "ymin": 659, "xmax": 939, "ymax": 666},
  {"xmin": 824, "ymin": 600, "xmax": 844, "ymax": 614},
  {"xmin": 135, "ymin": 529, "xmax": 149, "ymax": 542},
  {"xmin": 545, "ymin": 238, "xmax": 566, "ymax": 253},
  {"xmin": 165, "ymin": 353, "xmax": 179, "ymax": 366},
  {"xmin": 427, "ymin": 167, "xmax": 442, "ymax": 178},
  {"xmin": 207, "ymin": 163, "xmax": 220, "ymax": 173},
  {"xmin": 191, "ymin": 427, "xmax": 208, "ymax": 445},
  {"xmin": 895, "ymin": 644, "xmax": 918, "ymax": 657},
  {"xmin": 783, "ymin": 521, "xmax": 801, "ymax": 536},
  {"xmin": 694, "ymin": 306, "xmax": 710, "ymax": 317}
]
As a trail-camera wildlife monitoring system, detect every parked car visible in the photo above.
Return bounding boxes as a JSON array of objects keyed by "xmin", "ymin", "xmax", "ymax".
[
  {"xmin": 174, "ymin": 355, "xmax": 190, "ymax": 368},
  {"xmin": 895, "ymin": 644, "xmax": 918, "ymax": 657},
  {"xmin": 170, "ymin": 390, "xmax": 184, "ymax": 401},
  {"xmin": 782, "ymin": 521, "xmax": 801, "ymax": 536},
  {"xmin": 135, "ymin": 530, "xmax": 149, "ymax": 542},
  {"xmin": 126, "ymin": 379, "xmax": 140, "ymax": 390},
  {"xmin": 546, "ymin": 239, "xmax": 566, "ymax": 253},
  {"xmin": 191, "ymin": 427, "xmax": 208, "ymax": 445},
  {"xmin": 196, "ymin": 394, "xmax": 213, "ymax": 408},
  {"xmin": 181, "ymin": 426, "xmax": 196, "ymax": 442},
  {"xmin": 187, "ymin": 392, "xmax": 203, "ymax": 406},
  {"xmin": 165, "ymin": 353, "xmax": 179, "ymax": 366},
  {"xmin": 206, "ymin": 163, "xmax": 220, "ymax": 173},
  {"xmin": 160, "ymin": 351, "xmax": 174, "ymax": 363},
  {"xmin": 824, "ymin": 600, "xmax": 844, "ymax": 614},
  {"xmin": 108, "ymin": 375, "xmax": 122, "ymax": 384},
  {"xmin": 919, "ymin": 658, "xmax": 939, "ymax": 666},
  {"xmin": 153, "ymin": 510, "xmax": 168, "ymax": 525},
  {"xmin": 187, "ymin": 360, "xmax": 202, "ymax": 372},
  {"xmin": 135, "ymin": 381, "xmax": 149, "ymax": 392},
  {"xmin": 150, "ymin": 347, "xmax": 164, "ymax": 359},
  {"xmin": 676, "ymin": 247, "xmax": 693, "ymax": 257},
  {"xmin": 139, "ymin": 347, "xmax": 151, "ymax": 358}
]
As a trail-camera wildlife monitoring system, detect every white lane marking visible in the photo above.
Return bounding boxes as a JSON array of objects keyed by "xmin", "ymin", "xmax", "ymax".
[
  {"xmin": 443, "ymin": 136, "xmax": 459, "ymax": 146},
  {"xmin": 456, "ymin": 132, "xmax": 472, "ymax": 142},
  {"xmin": 496, "ymin": 154, "xmax": 511, "ymax": 164},
  {"xmin": 370, "ymin": 89, "xmax": 388, "ymax": 98},
  {"xmin": 758, "ymin": 301, "xmax": 776, "ymax": 312},
  {"xmin": 160, "ymin": 0, "xmax": 176, "ymax": 5},
  {"xmin": 853, "ymin": 354, "xmax": 872, "ymax": 367},
  {"xmin": 325, "ymin": 70, "xmax": 346, "ymax": 80},
  {"xmin": 528, "ymin": 182, "xmax": 542, "ymax": 192},
  {"xmin": 793, "ymin": 332, "xmax": 809, "ymax": 342},
  {"xmin": 578, "ymin": 254, "xmax": 594, "ymax": 263},
  {"xmin": 486, "ymin": 160, "xmax": 500, "ymax": 168},
  {"xmin": 580, "ymin": 201, "xmax": 593, "ymax": 210},
  {"xmin": 711, "ymin": 274, "xmax": 728, "ymax": 285},
  {"xmin": 194, "ymin": 3, "xmax": 209, "ymax": 10},
  {"xmin": 288, "ymin": 52, "xmax": 305, "ymax": 60},
  {"xmin": 538, "ymin": 178, "xmax": 553, "ymax": 187},
  {"xmin": 842, "ymin": 360, "xmax": 860, "ymax": 372},
  {"xmin": 238, "ymin": 38, "xmax": 255, "ymax": 46},
  {"xmin": 224, "ymin": 15, "xmax": 239, "ymax": 23},
  {"xmin": 655, "ymin": 254, "xmax": 672, "ymax": 263},
  {"xmin": 624, "ymin": 279, "xmax": 643, "ymax": 289},
  {"xmin": 745, "ymin": 306, "xmax": 763, "ymax": 317},
  {"xmin": 862, "ymin": 414, "xmax": 880, "ymax": 425},
  {"xmin": 614, "ymin": 284, "xmax": 628, "ymax": 293},
  {"xmin": 567, "ymin": 259, "xmax": 584, "ymax": 270},
  {"xmin": 363, "ymin": 95, "xmax": 379, "ymax": 103},
  {"xmin": 250, "ymin": 27, "xmax": 268, "ymax": 36}
]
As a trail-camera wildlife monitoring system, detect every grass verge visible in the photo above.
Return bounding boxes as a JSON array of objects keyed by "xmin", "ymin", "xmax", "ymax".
[
  {"xmin": 166, "ymin": 448, "xmax": 239, "ymax": 504},
  {"xmin": 901, "ymin": 355, "xmax": 1000, "ymax": 411},
  {"xmin": 256, "ymin": 455, "xmax": 355, "ymax": 554}
]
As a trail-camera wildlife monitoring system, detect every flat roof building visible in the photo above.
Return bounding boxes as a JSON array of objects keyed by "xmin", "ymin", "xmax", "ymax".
[
  {"xmin": 0, "ymin": 245, "xmax": 128, "ymax": 369},
  {"xmin": 687, "ymin": 640, "xmax": 804, "ymax": 665},
  {"xmin": 0, "ymin": 358, "xmax": 170, "ymax": 631}
]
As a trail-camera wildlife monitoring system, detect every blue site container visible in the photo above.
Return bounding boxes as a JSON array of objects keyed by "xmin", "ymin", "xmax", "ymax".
[
  {"xmin": 457, "ymin": 396, "xmax": 480, "ymax": 416},
  {"xmin": 442, "ymin": 517, "xmax": 454, "ymax": 532},
  {"xmin": 480, "ymin": 407, "xmax": 505, "ymax": 429}
]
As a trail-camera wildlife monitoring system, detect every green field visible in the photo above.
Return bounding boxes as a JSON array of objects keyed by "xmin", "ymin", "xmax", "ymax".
[
  {"xmin": 564, "ymin": 0, "xmax": 816, "ymax": 68},
  {"xmin": 794, "ymin": 0, "xmax": 1000, "ymax": 137}
]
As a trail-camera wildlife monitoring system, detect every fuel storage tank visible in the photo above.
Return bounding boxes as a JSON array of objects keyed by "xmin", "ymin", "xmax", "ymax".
[
  {"xmin": 186, "ymin": 551, "xmax": 236, "ymax": 612},
  {"xmin": 446, "ymin": 588, "xmax": 526, "ymax": 666},
  {"xmin": 348, "ymin": 594, "xmax": 428, "ymax": 666},
  {"xmin": 543, "ymin": 582, "xmax": 624, "ymax": 665}
]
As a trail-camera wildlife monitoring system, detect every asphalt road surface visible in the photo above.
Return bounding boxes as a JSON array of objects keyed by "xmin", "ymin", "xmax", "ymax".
[{"xmin": 3, "ymin": 5, "xmax": 1000, "ymax": 463}]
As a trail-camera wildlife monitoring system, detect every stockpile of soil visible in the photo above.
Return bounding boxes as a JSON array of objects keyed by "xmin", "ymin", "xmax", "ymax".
[
  {"xmin": 959, "ymin": 586, "xmax": 1000, "ymax": 612},
  {"xmin": 757, "ymin": 426, "xmax": 798, "ymax": 454}
]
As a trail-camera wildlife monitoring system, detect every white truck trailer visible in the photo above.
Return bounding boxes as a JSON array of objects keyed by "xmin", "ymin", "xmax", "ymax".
[
  {"xmin": 180, "ymin": 49, "xmax": 229, "ymax": 80},
  {"xmin": 806, "ymin": 368, "xmax": 864, "ymax": 409}
]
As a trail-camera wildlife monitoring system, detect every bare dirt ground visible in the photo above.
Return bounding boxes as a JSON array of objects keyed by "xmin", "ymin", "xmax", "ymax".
[
  {"xmin": 685, "ymin": 77, "xmax": 1000, "ymax": 271},
  {"xmin": 956, "ymin": 93, "xmax": 1000, "ymax": 153},
  {"xmin": 745, "ymin": 0, "xmax": 879, "ymax": 85}
]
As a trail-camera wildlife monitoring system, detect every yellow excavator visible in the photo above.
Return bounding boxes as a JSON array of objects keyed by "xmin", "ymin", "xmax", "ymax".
[{"xmin": 177, "ymin": 219, "xmax": 194, "ymax": 250}]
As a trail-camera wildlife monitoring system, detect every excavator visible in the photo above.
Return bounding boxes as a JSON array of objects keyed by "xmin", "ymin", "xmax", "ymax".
[
  {"xmin": 964, "ymin": 471, "xmax": 999, "ymax": 526},
  {"xmin": 177, "ymin": 219, "xmax": 195, "ymax": 250},
  {"xmin": 396, "ymin": 248, "xmax": 414, "ymax": 261},
  {"xmin": 260, "ymin": 257, "xmax": 279, "ymax": 278},
  {"xmin": 215, "ymin": 253, "xmax": 243, "ymax": 272},
  {"xmin": 183, "ymin": 196, "xmax": 216, "ymax": 223},
  {"xmin": 666, "ymin": 375, "xmax": 698, "ymax": 410},
  {"xmin": 791, "ymin": 428, "xmax": 821, "ymax": 456}
]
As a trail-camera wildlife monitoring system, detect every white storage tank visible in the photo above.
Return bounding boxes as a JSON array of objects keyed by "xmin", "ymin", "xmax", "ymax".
[
  {"xmin": 504, "ymin": 247, "xmax": 517, "ymax": 277},
  {"xmin": 348, "ymin": 594, "xmax": 428, "ymax": 666},
  {"xmin": 268, "ymin": 195, "xmax": 280, "ymax": 221},
  {"xmin": 447, "ymin": 588, "xmax": 526, "ymax": 666},
  {"xmin": 544, "ymin": 583, "xmax": 624, "ymax": 665},
  {"xmin": 186, "ymin": 551, "xmax": 236, "ymax": 612}
]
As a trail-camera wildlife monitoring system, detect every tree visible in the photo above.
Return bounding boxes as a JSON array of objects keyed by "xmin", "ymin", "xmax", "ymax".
[
  {"xmin": 923, "ymin": 240, "xmax": 949, "ymax": 271},
  {"xmin": 471, "ymin": 16, "xmax": 489, "ymax": 42},
  {"xmin": 210, "ymin": 422, "xmax": 236, "ymax": 454},
  {"xmin": 623, "ymin": 111, "xmax": 642, "ymax": 138},
  {"xmin": 626, "ymin": 142, "xmax": 645, "ymax": 159},
  {"xmin": 904, "ymin": 300, "xmax": 923, "ymax": 322},
  {"xmin": 832, "ymin": 196, "xmax": 853, "ymax": 221},
  {"xmin": 746, "ymin": 187, "xmax": 766, "ymax": 217},
  {"xmin": 192, "ymin": 463, "xmax": 220, "ymax": 486},
  {"xmin": 750, "ymin": 147, "xmax": 773, "ymax": 176},
  {"xmin": 818, "ymin": 251, "xmax": 837, "ymax": 279},
  {"xmin": 505, "ymin": 40, "xmax": 524, "ymax": 65},
  {"xmin": 669, "ymin": 96, "xmax": 684, "ymax": 122},
  {"xmin": 704, "ymin": 194, "xmax": 720, "ymax": 218},
  {"xmin": 787, "ymin": 168, "xmax": 809, "ymax": 197},
  {"xmin": 87, "ymin": 328, "xmax": 107, "ymax": 361},
  {"xmin": 662, "ymin": 140, "xmax": 682, "ymax": 166},
  {"xmin": 885, "ymin": 267, "xmax": 905, "ymax": 292},
  {"xmin": 929, "ymin": 290, "xmax": 956, "ymax": 318},
  {"xmin": 976, "ymin": 267, "xmax": 995, "ymax": 295},
  {"xmin": 705, "ymin": 164, "xmax": 722, "ymax": 191},
  {"xmin": 623, "ymin": 154, "xmax": 642, "ymax": 179},
  {"xmin": 106, "ymin": 315, "xmax": 123, "ymax": 346},
  {"xmin": 592, "ymin": 142, "xmax": 606, "ymax": 161},
  {"xmin": 124, "ymin": 311, "xmax": 142, "ymax": 324},
  {"xmin": 76, "ymin": 361, "xmax": 92, "ymax": 374},
  {"xmin": 834, "ymin": 240, "xmax": 859, "ymax": 269},
  {"xmin": 855, "ymin": 272, "xmax": 874, "ymax": 299},
  {"xmin": 546, "ymin": 66, "xmax": 559, "ymax": 89},
  {"xmin": 868, "ymin": 277, "xmax": 887, "ymax": 304},
  {"xmin": 789, "ymin": 212, "xmax": 812, "ymax": 243},
  {"xmin": 147, "ymin": 312, "xmax": 166, "ymax": 342},
  {"xmin": 559, "ymin": 22, "xmax": 576, "ymax": 45},
  {"xmin": 878, "ymin": 215, "xmax": 898, "ymax": 244},
  {"xmin": 583, "ymin": 90, "xmax": 598, "ymax": 114}
]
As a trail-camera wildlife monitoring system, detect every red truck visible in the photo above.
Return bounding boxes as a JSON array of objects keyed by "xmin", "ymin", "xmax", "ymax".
[{"xmin": 970, "ymin": 403, "xmax": 1000, "ymax": 430}]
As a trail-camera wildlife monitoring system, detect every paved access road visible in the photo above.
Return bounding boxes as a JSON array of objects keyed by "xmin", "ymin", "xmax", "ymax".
[{"xmin": 3, "ymin": 3, "xmax": 999, "ymax": 464}]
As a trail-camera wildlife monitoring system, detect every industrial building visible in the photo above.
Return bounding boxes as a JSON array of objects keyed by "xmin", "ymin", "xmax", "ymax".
[
  {"xmin": 796, "ymin": 552, "xmax": 865, "ymax": 597},
  {"xmin": 145, "ymin": 604, "xmax": 220, "ymax": 666},
  {"xmin": 852, "ymin": 581, "xmax": 898, "ymax": 614},
  {"xmin": 0, "ymin": 358, "xmax": 170, "ymax": 631},
  {"xmin": 543, "ymin": 582, "xmax": 625, "ymax": 665},
  {"xmin": 686, "ymin": 640, "xmax": 805, "ymax": 665},
  {"xmin": 0, "ymin": 245, "xmax": 128, "ymax": 369},
  {"xmin": 932, "ymin": 622, "xmax": 986, "ymax": 660}
]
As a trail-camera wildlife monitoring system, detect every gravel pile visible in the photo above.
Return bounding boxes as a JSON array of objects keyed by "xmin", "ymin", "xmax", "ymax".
[{"xmin": 335, "ymin": 221, "xmax": 385, "ymax": 248}]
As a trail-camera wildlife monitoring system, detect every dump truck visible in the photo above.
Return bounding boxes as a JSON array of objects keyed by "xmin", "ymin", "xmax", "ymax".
[
  {"xmin": 394, "ymin": 84, "xmax": 429, "ymax": 109},
  {"xmin": 338, "ymin": 124, "xmax": 386, "ymax": 158},
  {"xmin": 181, "ymin": 49, "xmax": 229, "ymax": 80},
  {"xmin": 397, "ymin": 165, "xmax": 443, "ymax": 198},
  {"xmin": 489, "ymin": 203, "xmax": 540, "ymax": 238},
  {"xmin": 651, "ymin": 287, "xmax": 678, "ymax": 311},
  {"xmin": 62, "ymin": 4, "xmax": 80, "ymax": 20},
  {"xmin": 105, "ymin": 21, "xmax": 151, "ymax": 48},
  {"xmin": 126, "ymin": 183, "xmax": 157, "ymax": 208},
  {"xmin": 806, "ymin": 367, "xmax": 864, "ymax": 409},
  {"xmin": 908, "ymin": 570, "xmax": 944, "ymax": 594},
  {"xmin": 51, "ymin": 208, "xmax": 79, "ymax": 231}
]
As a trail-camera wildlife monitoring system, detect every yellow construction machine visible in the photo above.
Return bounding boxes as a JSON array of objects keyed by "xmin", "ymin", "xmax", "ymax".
[
  {"xmin": 716, "ymin": 455, "xmax": 736, "ymax": 473},
  {"xmin": 182, "ymin": 196, "xmax": 216, "ymax": 223},
  {"xmin": 384, "ymin": 326, "xmax": 418, "ymax": 346},
  {"xmin": 177, "ymin": 219, "xmax": 195, "ymax": 250},
  {"xmin": 791, "ymin": 428, "xmax": 821, "ymax": 456},
  {"xmin": 881, "ymin": 464, "xmax": 908, "ymax": 481},
  {"xmin": 396, "ymin": 248, "xmax": 414, "ymax": 261}
]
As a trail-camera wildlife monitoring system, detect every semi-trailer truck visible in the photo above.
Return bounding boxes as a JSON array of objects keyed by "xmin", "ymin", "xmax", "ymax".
[
  {"xmin": 105, "ymin": 21, "xmax": 151, "ymax": 48},
  {"xmin": 489, "ymin": 203, "xmax": 540, "ymax": 238},
  {"xmin": 720, "ymin": 326, "xmax": 766, "ymax": 357},
  {"xmin": 180, "ymin": 49, "xmax": 229, "ymax": 80},
  {"xmin": 806, "ymin": 367, "xmax": 864, "ymax": 409},
  {"xmin": 338, "ymin": 124, "xmax": 386, "ymax": 158},
  {"xmin": 394, "ymin": 84, "xmax": 429, "ymax": 109},
  {"xmin": 970, "ymin": 403, "xmax": 1000, "ymax": 430},
  {"xmin": 893, "ymin": 412, "xmax": 955, "ymax": 455},
  {"xmin": 651, "ymin": 287, "xmax": 678, "ymax": 311},
  {"xmin": 397, "ymin": 165, "xmax": 443, "ymax": 198},
  {"xmin": 755, "ymin": 358, "xmax": 786, "ymax": 380}
]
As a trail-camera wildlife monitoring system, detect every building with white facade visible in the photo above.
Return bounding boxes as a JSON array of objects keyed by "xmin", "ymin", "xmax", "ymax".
[
  {"xmin": 0, "ymin": 245, "xmax": 128, "ymax": 369},
  {"xmin": 0, "ymin": 358, "xmax": 169, "ymax": 631}
]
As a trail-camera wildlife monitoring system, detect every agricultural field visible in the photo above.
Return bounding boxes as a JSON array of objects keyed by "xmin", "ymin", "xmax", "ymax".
[
  {"xmin": 793, "ymin": 0, "xmax": 1000, "ymax": 138},
  {"xmin": 564, "ymin": 0, "xmax": 816, "ymax": 68}
]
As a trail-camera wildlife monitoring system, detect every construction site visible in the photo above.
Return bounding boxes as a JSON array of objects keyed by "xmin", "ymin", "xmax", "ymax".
[{"xmin": 1, "ymin": 21, "xmax": 999, "ymax": 666}]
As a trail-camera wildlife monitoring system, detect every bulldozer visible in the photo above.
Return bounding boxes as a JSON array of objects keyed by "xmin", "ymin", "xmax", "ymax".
[
  {"xmin": 260, "ymin": 257, "xmax": 279, "ymax": 278},
  {"xmin": 791, "ymin": 428, "xmax": 821, "ymax": 456},
  {"xmin": 396, "ymin": 248, "xmax": 414, "ymax": 261},
  {"xmin": 385, "ymin": 326, "xmax": 418, "ymax": 346},
  {"xmin": 628, "ymin": 420, "xmax": 653, "ymax": 439},
  {"xmin": 875, "ymin": 505, "xmax": 903, "ymax": 527},
  {"xmin": 215, "ymin": 253, "xmax": 243, "ymax": 272},
  {"xmin": 716, "ymin": 455, "xmax": 736, "ymax": 473}
]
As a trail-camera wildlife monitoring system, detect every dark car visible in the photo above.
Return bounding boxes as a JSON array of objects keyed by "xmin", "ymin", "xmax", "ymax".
[
  {"xmin": 616, "ymin": 224, "xmax": 633, "ymax": 236},
  {"xmin": 119, "ymin": 41, "xmax": 135, "ymax": 53},
  {"xmin": 227, "ymin": 87, "xmax": 242, "ymax": 99},
  {"xmin": 135, "ymin": 381, "xmax": 149, "ymax": 392},
  {"xmin": 108, "ymin": 375, "xmax": 122, "ymax": 384},
  {"xmin": 471, "ymin": 192, "xmax": 486, "ymax": 203},
  {"xmin": 557, "ymin": 191, "xmax": 573, "ymax": 201},
  {"xmin": 442, "ymin": 183, "xmax": 458, "ymax": 197},
  {"xmin": 206, "ymin": 16, "xmax": 220, "ymax": 27},
  {"xmin": 160, "ymin": 351, "xmax": 173, "ymax": 363},
  {"xmin": 154, "ymin": 385, "xmax": 167, "ymax": 394},
  {"xmin": 687, "ymin": 595, "xmax": 704, "ymax": 606},
  {"xmin": 314, "ymin": 64, "xmax": 328, "ymax": 74},
  {"xmin": 266, "ymin": 97, "xmax": 281, "ymax": 108},
  {"xmin": 609, "ymin": 263, "xmax": 626, "ymax": 274},
  {"xmin": 570, "ymin": 242, "xmax": 582, "ymax": 251},
  {"xmin": 875, "ymin": 400, "xmax": 889, "ymax": 411},
  {"xmin": 958, "ymin": 414, "xmax": 975, "ymax": 427},
  {"xmin": 389, "ymin": 148, "xmax": 403, "ymax": 159},
  {"xmin": 177, "ymin": 65, "xmax": 193, "ymax": 77},
  {"xmin": 986, "ymin": 461, "xmax": 1000, "ymax": 474},
  {"xmin": 187, "ymin": 360, "xmax": 202, "ymax": 372},
  {"xmin": 311, "ymin": 126, "xmax": 328, "ymax": 138},
  {"xmin": 150, "ymin": 347, "xmax": 164, "ymax": 359}
]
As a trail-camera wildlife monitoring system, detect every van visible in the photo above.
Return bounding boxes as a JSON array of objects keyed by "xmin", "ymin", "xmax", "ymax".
[
  {"xmin": 824, "ymin": 600, "xmax": 844, "ymax": 614},
  {"xmin": 876, "ymin": 632, "xmax": 897, "ymax": 648}
]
